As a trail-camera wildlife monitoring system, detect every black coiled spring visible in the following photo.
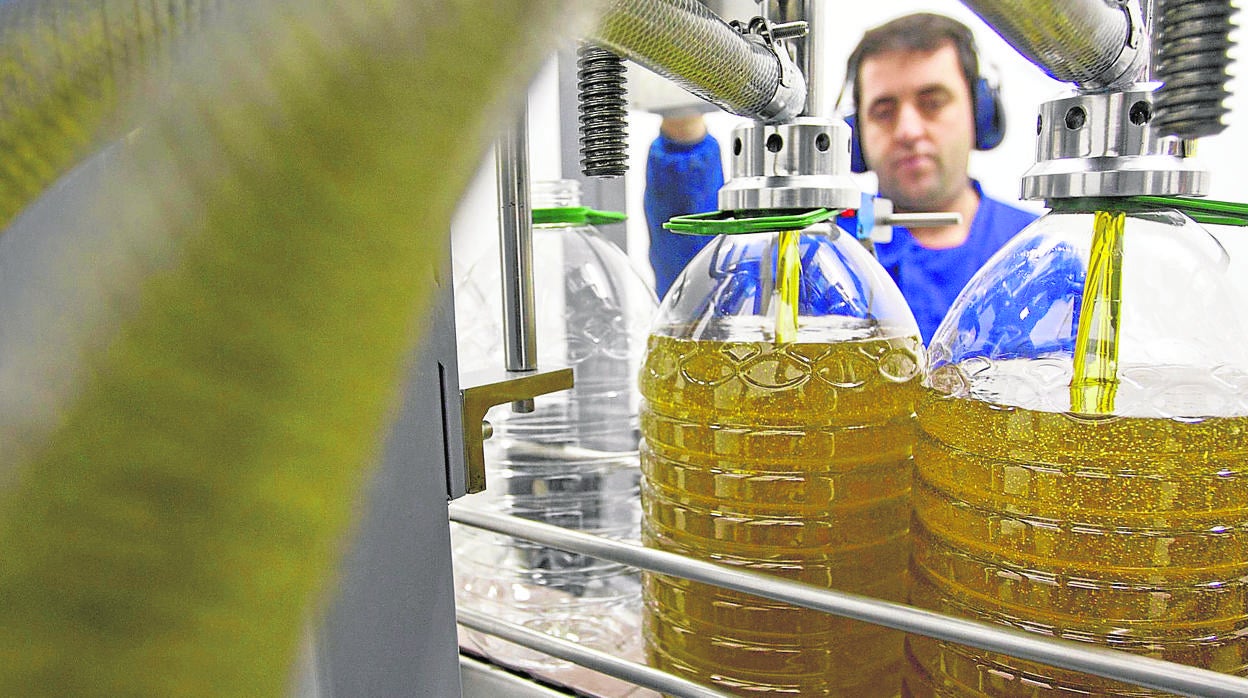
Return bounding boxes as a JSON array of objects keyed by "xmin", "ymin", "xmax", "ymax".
[
  {"xmin": 1152, "ymin": 0, "xmax": 1236, "ymax": 139},
  {"xmin": 577, "ymin": 44, "xmax": 628, "ymax": 178}
]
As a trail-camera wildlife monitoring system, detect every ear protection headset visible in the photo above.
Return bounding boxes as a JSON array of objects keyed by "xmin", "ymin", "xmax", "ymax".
[{"xmin": 842, "ymin": 17, "xmax": 1005, "ymax": 174}]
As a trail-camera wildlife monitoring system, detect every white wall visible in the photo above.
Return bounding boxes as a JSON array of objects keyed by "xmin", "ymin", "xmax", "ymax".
[
  {"xmin": 454, "ymin": 1, "xmax": 1248, "ymax": 292},
  {"xmin": 450, "ymin": 59, "xmax": 563, "ymax": 283}
]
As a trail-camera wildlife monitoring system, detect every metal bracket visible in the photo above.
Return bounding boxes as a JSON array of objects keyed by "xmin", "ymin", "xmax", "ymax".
[
  {"xmin": 458, "ymin": 366, "xmax": 574, "ymax": 494},
  {"xmin": 854, "ymin": 195, "xmax": 962, "ymax": 244}
]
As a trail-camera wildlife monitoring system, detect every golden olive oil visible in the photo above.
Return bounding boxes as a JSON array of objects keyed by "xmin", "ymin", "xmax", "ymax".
[
  {"xmin": 640, "ymin": 333, "xmax": 923, "ymax": 696},
  {"xmin": 906, "ymin": 386, "xmax": 1248, "ymax": 697}
]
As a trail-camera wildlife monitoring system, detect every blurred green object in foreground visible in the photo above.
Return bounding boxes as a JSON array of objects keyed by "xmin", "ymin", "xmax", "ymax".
[{"xmin": 0, "ymin": 0, "xmax": 595, "ymax": 695}]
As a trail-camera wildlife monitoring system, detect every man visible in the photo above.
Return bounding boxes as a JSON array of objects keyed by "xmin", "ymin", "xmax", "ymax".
[
  {"xmin": 642, "ymin": 13, "xmax": 1036, "ymax": 338},
  {"xmin": 846, "ymin": 13, "xmax": 1037, "ymax": 342}
]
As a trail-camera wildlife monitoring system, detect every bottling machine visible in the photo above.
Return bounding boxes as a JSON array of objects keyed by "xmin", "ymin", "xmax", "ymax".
[
  {"xmin": 439, "ymin": 1, "xmax": 1248, "ymax": 696},
  {"xmin": 0, "ymin": 0, "xmax": 1244, "ymax": 696}
]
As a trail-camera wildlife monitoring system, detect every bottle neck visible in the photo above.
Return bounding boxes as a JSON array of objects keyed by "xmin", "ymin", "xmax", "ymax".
[{"xmin": 532, "ymin": 179, "xmax": 581, "ymax": 209}]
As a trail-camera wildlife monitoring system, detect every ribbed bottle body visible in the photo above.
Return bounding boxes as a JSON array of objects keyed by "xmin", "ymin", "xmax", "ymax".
[
  {"xmin": 906, "ymin": 210, "xmax": 1248, "ymax": 696},
  {"xmin": 908, "ymin": 380, "xmax": 1248, "ymax": 697},
  {"xmin": 640, "ymin": 333, "xmax": 922, "ymax": 696}
]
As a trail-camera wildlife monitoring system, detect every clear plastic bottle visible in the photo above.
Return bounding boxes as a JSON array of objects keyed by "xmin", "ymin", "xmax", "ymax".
[
  {"xmin": 906, "ymin": 208, "xmax": 1248, "ymax": 696},
  {"xmin": 639, "ymin": 225, "xmax": 924, "ymax": 696},
  {"xmin": 451, "ymin": 180, "xmax": 658, "ymax": 675}
]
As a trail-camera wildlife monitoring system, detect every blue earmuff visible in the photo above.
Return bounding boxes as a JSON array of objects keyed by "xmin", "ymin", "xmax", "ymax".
[
  {"xmin": 972, "ymin": 76, "xmax": 1005, "ymax": 150},
  {"xmin": 848, "ymin": 76, "xmax": 1004, "ymax": 173},
  {"xmin": 847, "ymin": 113, "xmax": 866, "ymax": 174}
]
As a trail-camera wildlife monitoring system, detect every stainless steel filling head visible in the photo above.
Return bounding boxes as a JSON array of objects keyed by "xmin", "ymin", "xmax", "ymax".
[
  {"xmin": 718, "ymin": 116, "xmax": 860, "ymax": 212},
  {"xmin": 1022, "ymin": 83, "xmax": 1209, "ymax": 200}
]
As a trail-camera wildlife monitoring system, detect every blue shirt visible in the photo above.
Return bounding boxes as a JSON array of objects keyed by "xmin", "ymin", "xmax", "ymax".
[
  {"xmin": 643, "ymin": 132, "xmax": 724, "ymax": 299},
  {"xmin": 873, "ymin": 182, "xmax": 1038, "ymax": 343}
]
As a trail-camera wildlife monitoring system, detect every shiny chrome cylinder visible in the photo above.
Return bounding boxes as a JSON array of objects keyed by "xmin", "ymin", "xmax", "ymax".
[
  {"xmin": 1022, "ymin": 84, "xmax": 1208, "ymax": 199},
  {"xmin": 718, "ymin": 117, "xmax": 860, "ymax": 211},
  {"xmin": 496, "ymin": 114, "xmax": 539, "ymax": 412}
]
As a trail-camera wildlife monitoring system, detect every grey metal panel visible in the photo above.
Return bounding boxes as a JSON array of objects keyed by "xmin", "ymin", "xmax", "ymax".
[{"xmin": 311, "ymin": 248, "xmax": 465, "ymax": 697}]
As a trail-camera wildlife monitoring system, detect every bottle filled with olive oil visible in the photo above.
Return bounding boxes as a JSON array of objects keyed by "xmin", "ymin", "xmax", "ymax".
[
  {"xmin": 639, "ymin": 226, "xmax": 923, "ymax": 696},
  {"xmin": 908, "ymin": 209, "xmax": 1248, "ymax": 696}
]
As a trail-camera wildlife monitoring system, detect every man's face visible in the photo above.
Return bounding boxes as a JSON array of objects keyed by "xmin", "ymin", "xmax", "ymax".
[{"xmin": 857, "ymin": 44, "xmax": 975, "ymax": 212}]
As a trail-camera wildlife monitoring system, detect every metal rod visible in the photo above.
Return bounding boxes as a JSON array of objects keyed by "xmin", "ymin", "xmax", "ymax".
[
  {"xmin": 456, "ymin": 608, "xmax": 732, "ymax": 698},
  {"xmin": 448, "ymin": 506, "xmax": 1248, "ymax": 698},
  {"xmin": 880, "ymin": 212, "xmax": 963, "ymax": 228},
  {"xmin": 495, "ymin": 110, "xmax": 537, "ymax": 412}
]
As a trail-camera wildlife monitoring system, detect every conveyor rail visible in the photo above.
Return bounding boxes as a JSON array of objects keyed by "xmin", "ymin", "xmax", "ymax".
[{"xmin": 449, "ymin": 505, "xmax": 1248, "ymax": 698}]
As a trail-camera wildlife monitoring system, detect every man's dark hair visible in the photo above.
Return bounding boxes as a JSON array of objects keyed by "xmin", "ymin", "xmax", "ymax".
[{"xmin": 845, "ymin": 13, "xmax": 981, "ymax": 113}]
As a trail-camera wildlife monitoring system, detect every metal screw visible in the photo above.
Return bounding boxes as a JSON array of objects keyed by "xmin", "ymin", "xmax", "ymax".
[{"xmin": 769, "ymin": 21, "xmax": 809, "ymax": 41}]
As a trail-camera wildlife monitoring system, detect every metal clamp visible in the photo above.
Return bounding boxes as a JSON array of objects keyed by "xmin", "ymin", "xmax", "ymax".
[
  {"xmin": 729, "ymin": 16, "xmax": 807, "ymax": 123},
  {"xmin": 458, "ymin": 366, "xmax": 573, "ymax": 494},
  {"xmin": 729, "ymin": 16, "xmax": 808, "ymax": 46},
  {"xmin": 1086, "ymin": 0, "xmax": 1148, "ymax": 90}
]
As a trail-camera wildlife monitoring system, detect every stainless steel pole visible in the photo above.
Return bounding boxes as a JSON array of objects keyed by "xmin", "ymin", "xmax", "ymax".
[{"xmin": 495, "ymin": 110, "xmax": 538, "ymax": 412}]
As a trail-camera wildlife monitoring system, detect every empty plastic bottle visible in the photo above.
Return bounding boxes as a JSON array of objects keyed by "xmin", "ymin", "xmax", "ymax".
[{"xmin": 451, "ymin": 179, "xmax": 658, "ymax": 675}]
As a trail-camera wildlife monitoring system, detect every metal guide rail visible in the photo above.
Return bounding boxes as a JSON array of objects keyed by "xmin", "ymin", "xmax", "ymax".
[{"xmin": 448, "ymin": 505, "xmax": 1248, "ymax": 698}]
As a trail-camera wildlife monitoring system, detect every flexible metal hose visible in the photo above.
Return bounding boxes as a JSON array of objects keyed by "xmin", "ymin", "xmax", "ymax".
[
  {"xmin": 1152, "ymin": 0, "xmax": 1236, "ymax": 138},
  {"xmin": 0, "ymin": 0, "xmax": 233, "ymax": 229},
  {"xmin": 0, "ymin": 0, "xmax": 593, "ymax": 694},
  {"xmin": 591, "ymin": 0, "xmax": 806, "ymax": 123},
  {"xmin": 961, "ymin": 0, "xmax": 1147, "ymax": 90}
]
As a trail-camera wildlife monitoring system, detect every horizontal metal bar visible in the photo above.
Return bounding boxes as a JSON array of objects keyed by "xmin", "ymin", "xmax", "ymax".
[
  {"xmin": 456, "ymin": 608, "xmax": 731, "ymax": 698},
  {"xmin": 460, "ymin": 654, "xmax": 569, "ymax": 698},
  {"xmin": 448, "ymin": 505, "xmax": 1248, "ymax": 698},
  {"xmin": 880, "ymin": 212, "xmax": 963, "ymax": 228}
]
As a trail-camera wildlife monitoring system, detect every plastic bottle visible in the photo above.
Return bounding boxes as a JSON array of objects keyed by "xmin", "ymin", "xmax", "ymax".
[
  {"xmin": 451, "ymin": 179, "xmax": 658, "ymax": 675},
  {"xmin": 639, "ymin": 224, "xmax": 924, "ymax": 696},
  {"xmin": 906, "ymin": 207, "xmax": 1248, "ymax": 696}
]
